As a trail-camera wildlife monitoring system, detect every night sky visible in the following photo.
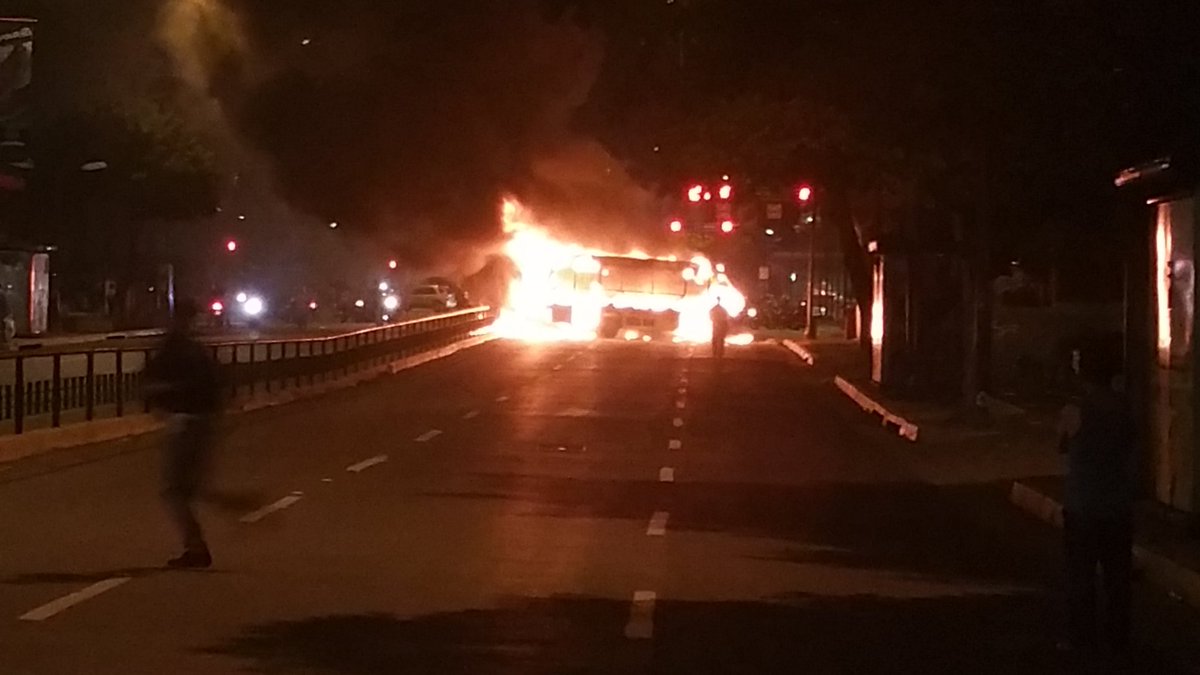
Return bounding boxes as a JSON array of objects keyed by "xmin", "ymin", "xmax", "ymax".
[{"xmin": 7, "ymin": 0, "xmax": 1200, "ymax": 283}]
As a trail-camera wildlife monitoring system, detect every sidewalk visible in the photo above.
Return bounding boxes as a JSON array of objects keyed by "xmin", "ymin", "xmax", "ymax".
[
  {"xmin": 794, "ymin": 339, "xmax": 1200, "ymax": 610},
  {"xmin": 11, "ymin": 328, "xmax": 164, "ymax": 351},
  {"xmin": 801, "ymin": 340, "xmax": 1061, "ymax": 483},
  {"xmin": 1011, "ymin": 476, "xmax": 1200, "ymax": 610}
]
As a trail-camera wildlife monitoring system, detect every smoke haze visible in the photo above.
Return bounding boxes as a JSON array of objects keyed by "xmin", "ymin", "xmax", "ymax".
[{"xmin": 158, "ymin": 0, "xmax": 661, "ymax": 273}]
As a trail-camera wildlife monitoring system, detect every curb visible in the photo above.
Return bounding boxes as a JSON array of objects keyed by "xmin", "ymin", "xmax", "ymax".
[
  {"xmin": 1010, "ymin": 480, "xmax": 1200, "ymax": 611},
  {"xmin": 779, "ymin": 339, "xmax": 815, "ymax": 366},
  {"xmin": 0, "ymin": 333, "xmax": 499, "ymax": 466},
  {"xmin": 0, "ymin": 415, "xmax": 164, "ymax": 465},
  {"xmin": 833, "ymin": 376, "xmax": 919, "ymax": 442}
]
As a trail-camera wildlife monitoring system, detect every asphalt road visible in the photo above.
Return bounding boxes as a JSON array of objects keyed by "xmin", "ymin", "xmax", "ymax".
[{"xmin": 1, "ymin": 339, "xmax": 1198, "ymax": 674}]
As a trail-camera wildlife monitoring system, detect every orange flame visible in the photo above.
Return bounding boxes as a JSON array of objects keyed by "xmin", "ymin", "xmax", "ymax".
[{"xmin": 495, "ymin": 198, "xmax": 748, "ymax": 345}]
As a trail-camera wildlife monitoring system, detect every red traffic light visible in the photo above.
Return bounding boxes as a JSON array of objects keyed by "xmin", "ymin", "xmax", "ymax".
[
  {"xmin": 669, "ymin": 219, "xmax": 683, "ymax": 233},
  {"xmin": 718, "ymin": 184, "xmax": 733, "ymax": 200},
  {"xmin": 225, "ymin": 239, "xmax": 238, "ymax": 252},
  {"xmin": 720, "ymin": 220, "xmax": 735, "ymax": 233},
  {"xmin": 687, "ymin": 185, "xmax": 703, "ymax": 202},
  {"xmin": 797, "ymin": 185, "xmax": 813, "ymax": 202}
]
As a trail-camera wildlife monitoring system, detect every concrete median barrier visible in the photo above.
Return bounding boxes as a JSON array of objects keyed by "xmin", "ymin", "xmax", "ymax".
[{"xmin": 0, "ymin": 312, "xmax": 497, "ymax": 465}]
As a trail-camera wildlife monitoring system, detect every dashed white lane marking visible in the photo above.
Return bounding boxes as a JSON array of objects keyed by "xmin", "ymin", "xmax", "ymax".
[
  {"xmin": 675, "ymin": 400, "xmax": 686, "ymax": 409},
  {"xmin": 495, "ymin": 395, "xmax": 509, "ymax": 403},
  {"xmin": 677, "ymin": 387, "xmax": 687, "ymax": 395},
  {"xmin": 346, "ymin": 455, "xmax": 388, "ymax": 473},
  {"xmin": 668, "ymin": 439, "xmax": 682, "ymax": 450},
  {"xmin": 19, "ymin": 577, "xmax": 131, "ymax": 621},
  {"xmin": 321, "ymin": 478, "xmax": 334, "ymax": 483},
  {"xmin": 415, "ymin": 429, "xmax": 443, "ymax": 443},
  {"xmin": 240, "ymin": 492, "xmax": 304, "ymax": 524},
  {"xmin": 624, "ymin": 590, "xmax": 657, "ymax": 639},
  {"xmin": 647, "ymin": 511, "xmax": 669, "ymax": 536},
  {"xmin": 462, "ymin": 409, "xmax": 480, "ymax": 420},
  {"xmin": 559, "ymin": 407, "xmax": 594, "ymax": 418},
  {"xmin": 553, "ymin": 364, "xmax": 563, "ymax": 371},
  {"xmin": 672, "ymin": 417, "xmax": 684, "ymax": 428},
  {"xmin": 659, "ymin": 467, "xmax": 675, "ymax": 483}
]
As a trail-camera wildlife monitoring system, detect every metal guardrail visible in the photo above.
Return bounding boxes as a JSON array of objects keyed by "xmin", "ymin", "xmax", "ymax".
[{"xmin": 0, "ymin": 307, "xmax": 496, "ymax": 437}]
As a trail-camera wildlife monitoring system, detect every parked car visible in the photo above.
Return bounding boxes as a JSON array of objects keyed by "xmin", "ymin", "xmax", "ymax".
[{"xmin": 407, "ymin": 284, "xmax": 458, "ymax": 312}]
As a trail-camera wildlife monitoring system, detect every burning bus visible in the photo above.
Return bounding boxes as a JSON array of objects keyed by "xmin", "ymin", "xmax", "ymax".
[
  {"xmin": 496, "ymin": 199, "xmax": 747, "ymax": 343},
  {"xmin": 547, "ymin": 254, "xmax": 742, "ymax": 340}
]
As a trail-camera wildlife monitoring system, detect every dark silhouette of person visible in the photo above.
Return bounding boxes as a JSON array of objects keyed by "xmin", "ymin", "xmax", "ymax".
[
  {"xmin": 145, "ymin": 299, "xmax": 222, "ymax": 568},
  {"xmin": 1057, "ymin": 338, "xmax": 1135, "ymax": 656},
  {"xmin": 709, "ymin": 299, "xmax": 730, "ymax": 358}
]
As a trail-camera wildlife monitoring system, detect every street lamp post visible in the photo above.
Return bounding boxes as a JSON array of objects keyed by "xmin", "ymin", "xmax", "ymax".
[
  {"xmin": 797, "ymin": 185, "xmax": 818, "ymax": 339},
  {"xmin": 805, "ymin": 211, "xmax": 818, "ymax": 339}
]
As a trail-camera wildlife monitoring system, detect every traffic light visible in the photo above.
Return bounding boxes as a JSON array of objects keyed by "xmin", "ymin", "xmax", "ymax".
[
  {"xmin": 687, "ymin": 185, "xmax": 703, "ymax": 202},
  {"xmin": 225, "ymin": 239, "xmax": 238, "ymax": 253},
  {"xmin": 718, "ymin": 184, "xmax": 733, "ymax": 200},
  {"xmin": 669, "ymin": 219, "xmax": 683, "ymax": 233},
  {"xmin": 720, "ymin": 220, "xmax": 735, "ymax": 233},
  {"xmin": 797, "ymin": 185, "xmax": 813, "ymax": 202}
]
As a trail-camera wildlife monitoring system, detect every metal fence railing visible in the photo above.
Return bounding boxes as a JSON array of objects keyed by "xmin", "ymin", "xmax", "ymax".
[{"xmin": 0, "ymin": 307, "xmax": 496, "ymax": 437}]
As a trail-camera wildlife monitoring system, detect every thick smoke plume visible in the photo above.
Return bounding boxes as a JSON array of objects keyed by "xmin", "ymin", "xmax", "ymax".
[{"xmin": 159, "ymin": 0, "xmax": 661, "ymax": 274}]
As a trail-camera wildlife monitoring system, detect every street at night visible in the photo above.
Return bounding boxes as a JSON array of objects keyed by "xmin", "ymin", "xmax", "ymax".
[
  {"xmin": 1, "ymin": 340, "xmax": 1198, "ymax": 673},
  {"xmin": 3, "ymin": 1, "xmax": 1200, "ymax": 672}
]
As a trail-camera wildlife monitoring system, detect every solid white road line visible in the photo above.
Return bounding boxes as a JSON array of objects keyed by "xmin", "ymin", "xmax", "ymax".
[
  {"xmin": 624, "ymin": 590, "xmax": 657, "ymax": 639},
  {"xmin": 672, "ymin": 417, "xmax": 684, "ymax": 428},
  {"xmin": 240, "ymin": 492, "xmax": 304, "ymax": 524},
  {"xmin": 495, "ymin": 395, "xmax": 510, "ymax": 403},
  {"xmin": 415, "ymin": 429, "xmax": 443, "ymax": 443},
  {"xmin": 647, "ymin": 511, "xmax": 669, "ymax": 536},
  {"xmin": 462, "ymin": 409, "xmax": 480, "ymax": 420},
  {"xmin": 668, "ymin": 439, "xmax": 682, "ymax": 450},
  {"xmin": 19, "ymin": 577, "xmax": 131, "ymax": 621},
  {"xmin": 659, "ymin": 467, "xmax": 675, "ymax": 483},
  {"xmin": 346, "ymin": 455, "xmax": 388, "ymax": 473}
]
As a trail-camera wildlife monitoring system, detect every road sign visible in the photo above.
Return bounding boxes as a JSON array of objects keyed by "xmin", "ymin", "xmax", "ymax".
[{"xmin": 758, "ymin": 266, "xmax": 770, "ymax": 281}]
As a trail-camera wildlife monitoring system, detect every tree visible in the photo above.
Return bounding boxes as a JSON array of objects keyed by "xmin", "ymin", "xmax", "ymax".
[
  {"xmin": 29, "ymin": 100, "xmax": 220, "ymax": 321},
  {"xmin": 578, "ymin": 0, "xmax": 1119, "ymax": 401}
]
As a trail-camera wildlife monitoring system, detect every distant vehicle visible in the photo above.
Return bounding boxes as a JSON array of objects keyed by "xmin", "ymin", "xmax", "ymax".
[
  {"xmin": 207, "ymin": 291, "xmax": 268, "ymax": 329},
  {"xmin": 407, "ymin": 284, "xmax": 458, "ymax": 312}
]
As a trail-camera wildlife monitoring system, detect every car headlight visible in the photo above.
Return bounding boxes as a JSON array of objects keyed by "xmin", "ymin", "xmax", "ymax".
[
  {"xmin": 383, "ymin": 295, "xmax": 400, "ymax": 311},
  {"xmin": 242, "ymin": 296, "xmax": 265, "ymax": 317}
]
